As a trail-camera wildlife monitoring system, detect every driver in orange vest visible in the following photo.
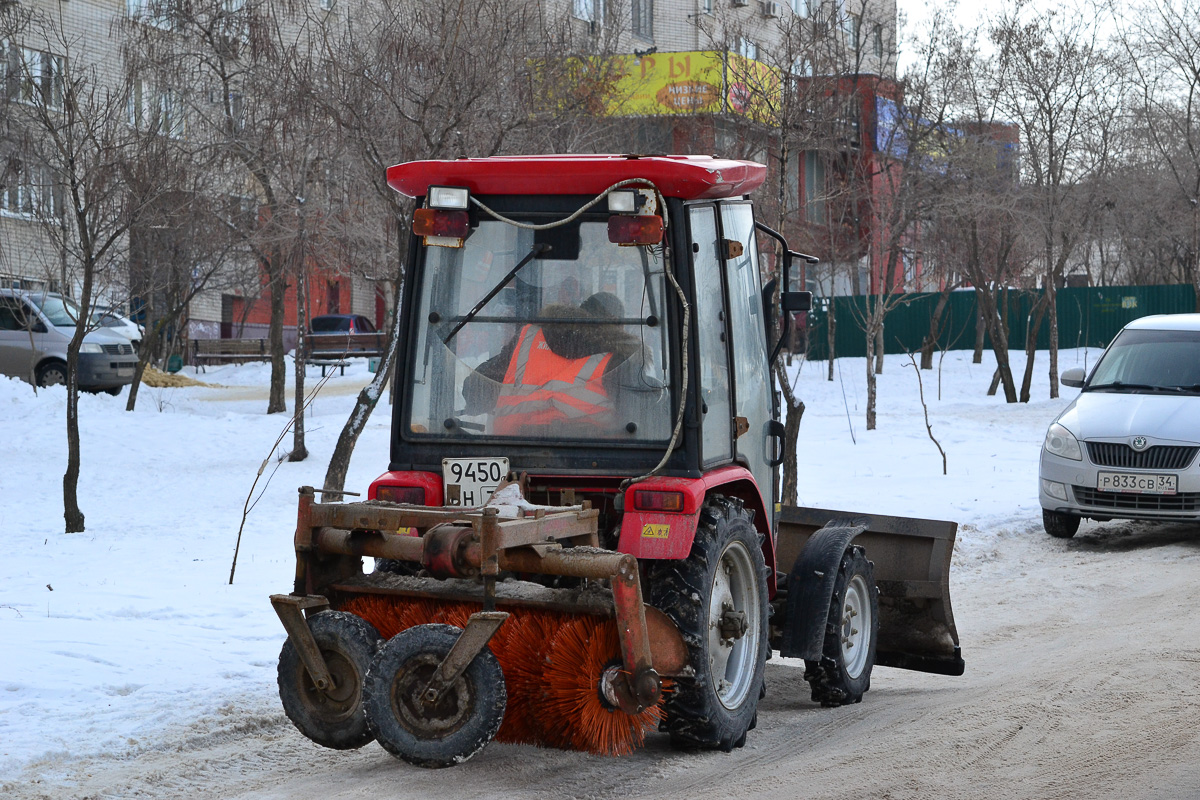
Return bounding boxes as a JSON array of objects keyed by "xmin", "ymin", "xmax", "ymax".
[{"xmin": 463, "ymin": 292, "xmax": 639, "ymax": 436}]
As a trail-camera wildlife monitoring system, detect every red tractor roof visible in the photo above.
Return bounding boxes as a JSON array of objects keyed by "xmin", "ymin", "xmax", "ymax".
[{"xmin": 387, "ymin": 154, "xmax": 767, "ymax": 201}]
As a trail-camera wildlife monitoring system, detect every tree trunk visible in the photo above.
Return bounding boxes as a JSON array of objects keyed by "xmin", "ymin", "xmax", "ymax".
[
  {"xmin": 1046, "ymin": 280, "xmax": 1059, "ymax": 399},
  {"xmin": 773, "ymin": 362, "xmax": 805, "ymax": 508},
  {"xmin": 920, "ymin": 290, "xmax": 952, "ymax": 370},
  {"xmin": 267, "ymin": 250, "xmax": 287, "ymax": 414},
  {"xmin": 865, "ymin": 323, "xmax": 877, "ymax": 431},
  {"xmin": 63, "ymin": 270, "xmax": 95, "ymax": 533},
  {"xmin": 874, "ymin": 323, "xmax": 884, "ymax": 375},
  {"xmin": 1019, "ymin": 294, "xmax": 1048, "ymax": 403},
  {"xmin": 826, "ymin": 301, "xmax": 836, "ymax": 381},
  {"xmin": 63, "ymin": 346, "xmax": 85, "ymax": 533},
  {"xmin": 973, "ymin": 303, "xmax": 985, "ymax": 364},
  {"xmin": 322, "ymin": 270, "xmax": 405, "ymax": 498},
  {"xmin": 289, "ymin": 268, "xmax": 309, "ymax": 462}
]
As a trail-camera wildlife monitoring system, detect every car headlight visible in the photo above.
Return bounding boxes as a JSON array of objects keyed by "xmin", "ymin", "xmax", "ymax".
[
  {"xmin": 1043, "ymin": 422, "xmax": 1082, "ymax": 461},
  {"xmin": 79, "ymin": 343, "xmax": 103, "ymax": 354}
]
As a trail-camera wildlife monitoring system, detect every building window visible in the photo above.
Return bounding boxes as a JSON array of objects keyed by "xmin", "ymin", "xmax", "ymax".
[
  {"xmin": 847, "ymin": 14, "xmax": 861, "ymax": 50},
  {"xmin": 8, "ymin": 47, "xmax": 66, "ymax": 110},
  {"xmin": 129, "ymin": 80, "xmax": 186, "ymax": 138},
  {"xmin": 573, "ymin": 0, "xmax": 605, "ymax": 22},
  {"xmin": 127, "ymin": 0, "xmax": 175, "ymax": 29},
  {"xmin": 632, "ymin": 0, "xmax": 653, "ymax": 39},
  {"xmin": 803, "ymin": 151, "xmax": 825, "ymax": 225},
  {"xmin": 790, "ymin": 55, "xmax": 811, "ymax": 76},
  {"xmin": 874, "ymin": 24, "xmax": 884, "ymax": 58},
  {"xmin": 735, "ymin": 36, "xmax": 758, "ymax": 60},
  {"xmin": 702, "ymin": 0, "xmax": 713, "ymax": 13},
  {"xmin": 1, "ymin": 155, "xmax": 62, "ymax": 219},
  {"xmin": 791, "ymin": 0, "xmax": 807, "ymax": 15}
]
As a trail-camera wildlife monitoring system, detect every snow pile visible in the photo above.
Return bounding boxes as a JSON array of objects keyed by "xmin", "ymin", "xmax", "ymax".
[{"xmin": 0, "ymin": 348, "xmax": 1085, "ymax": 779}]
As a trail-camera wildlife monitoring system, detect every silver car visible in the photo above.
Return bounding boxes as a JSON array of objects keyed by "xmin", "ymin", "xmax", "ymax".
[
  {"xmin": 1039, "ymin": 313, "xmax": 1200, "ymax": 537},
  {"xmin": 0, "ymin": 289, "xmax": 139, "ymax": 393}
]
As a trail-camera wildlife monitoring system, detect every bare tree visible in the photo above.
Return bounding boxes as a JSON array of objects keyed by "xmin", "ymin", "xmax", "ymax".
[
  {"xmin": 1117, "ymin": 0, "xmax": 1200, "ymax": 307},
  {"xmin": 989, "ymin": 1, "xmax": 1122, "ymax": 400},
  {"xmin": 0, "ymin": 7, "xmax": 172, "ymax": 531}
]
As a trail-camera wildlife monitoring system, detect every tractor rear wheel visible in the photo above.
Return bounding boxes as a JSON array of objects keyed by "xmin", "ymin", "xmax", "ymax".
[
  {"xmin": 804, "ymin": 546, "xmax": 879, "ymax": 707},
  {"xmin": 648, "ymin": 496, "xmax": 769, "ymax": 751},
  {"xmin": 364, "ymin": 623, "xmax": 506, "ymax": 768},
  {"xmin": 277, "ymin": 611, "xmax": 381, "ymax": 750}
]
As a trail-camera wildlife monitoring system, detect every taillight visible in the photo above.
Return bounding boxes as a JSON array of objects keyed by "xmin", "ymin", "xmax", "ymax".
[
  {"xmin": 413, "ymin": 208, "xmax": 469, "ymax": 239},
  {"xmin": 634, "ymin": 490, "xmax": 684, "ymax": 512},
  {"xmin": 608, "ymin": 215, "xmax": 664, "ymax": 245},
  {"xmin": 376, "ymin": 486, "xmax": 425, "ymax": 505}
]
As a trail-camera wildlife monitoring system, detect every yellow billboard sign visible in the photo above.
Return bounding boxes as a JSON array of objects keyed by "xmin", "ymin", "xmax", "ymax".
[
  {"xmin": 606, "ymin": 51, "xmax": 779, "ymax": 122},
  {"xmin": 539, "ymin": 51, "xmax": 780, "ymax": 122}
]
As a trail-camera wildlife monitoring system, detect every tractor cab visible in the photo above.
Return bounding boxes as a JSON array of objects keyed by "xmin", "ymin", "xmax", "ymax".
[{"xmin": 380, "ymin": 155, "xmax": 807, "ymax": 545}]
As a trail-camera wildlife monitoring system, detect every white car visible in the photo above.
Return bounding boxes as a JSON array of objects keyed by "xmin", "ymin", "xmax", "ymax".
[
  {"xmin": 1039, "ymin": 313, "xmax": 1200, "ymax": 537},
  {"xmin": 91, "ymin": 305, "xmax": 143, "ymax": 350}
]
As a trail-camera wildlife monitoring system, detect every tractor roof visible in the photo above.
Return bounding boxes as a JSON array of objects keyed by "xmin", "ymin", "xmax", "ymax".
[{"xmin": 387, "ymin": 154, "xmax": 766, "ymax": 201}]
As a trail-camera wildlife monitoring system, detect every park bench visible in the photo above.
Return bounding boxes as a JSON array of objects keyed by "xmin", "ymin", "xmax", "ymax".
[
  {"xmin": 303, "ymin": 332, "xmax": 386, "ymax": 377},
  {"xmin": 191, "ymin": 338, "xmax": 271, "ymax": 372}
]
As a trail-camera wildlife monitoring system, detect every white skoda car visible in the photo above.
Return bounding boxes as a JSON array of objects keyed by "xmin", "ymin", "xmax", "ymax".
[{"xmin": 1039, "ymin": 314, "xmax": 1200, "ymax": 537}]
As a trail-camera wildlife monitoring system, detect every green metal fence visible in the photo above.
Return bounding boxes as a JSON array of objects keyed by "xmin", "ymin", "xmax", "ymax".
[{"xmin": 804, "ymin": 284, "xmax": 1198, "ymax": 360}]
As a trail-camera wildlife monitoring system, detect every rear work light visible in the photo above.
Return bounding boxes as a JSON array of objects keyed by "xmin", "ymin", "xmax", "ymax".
[
  {"xmin": 376, "ymin": 485, "xmax": 426, "ymax": 505},
  {"xmin": 608, "ymin": 214, "xmax": 664, "ymax": 245},
  {"xmin": 607, "ymin": 190, "xmax": 638, "ymax": 213},
  {"xmin": 428, "ymin": 185, "xmax": 470, "ymax": 209},
  {"xmin": 634, "ymin": 490, "xmax": 684, "ymax": 512},
  {"xmin": 413, "ymin": 208, "xmax": 470, "ymax": 247}
]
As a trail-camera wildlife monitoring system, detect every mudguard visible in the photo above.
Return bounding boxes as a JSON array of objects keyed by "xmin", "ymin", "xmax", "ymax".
[
  {"xmin": 776, "ymin": 506, "xmax": 964, "ymax": 677},
  {"xmin": 778, "ymin": 519, "xmax": 868, "ymax": 661}
]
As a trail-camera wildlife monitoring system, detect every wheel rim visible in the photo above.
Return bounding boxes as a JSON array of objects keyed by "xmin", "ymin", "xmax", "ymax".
[
  {"xmin": 40, "ymin": 367, "xmax": 65, "ymax": 387},
  {"xmin": 390, "ymin": 653, "xmax": 475, "ymax": 737},
  {"xmin": 841, "ymin": 574, "xmax": 872, "ymax": 679},
  {"xmin": 706, "ymin": 539, "xmax": 761, "ymax": 710},
  {"xmin": 299, "ymin": 648, "xmax": 360, "ymax": 724}
]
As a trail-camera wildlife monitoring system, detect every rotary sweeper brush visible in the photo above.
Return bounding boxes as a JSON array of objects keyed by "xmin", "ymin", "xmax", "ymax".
[{"xmin": 270, "ymin": 155, "xmax": 965, "ymax": 768}]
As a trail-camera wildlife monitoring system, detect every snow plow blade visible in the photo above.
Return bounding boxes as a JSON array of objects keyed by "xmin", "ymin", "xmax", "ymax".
[{"xmin": 776, "ymin": 505, "xmax": 964, "ymax": 677}]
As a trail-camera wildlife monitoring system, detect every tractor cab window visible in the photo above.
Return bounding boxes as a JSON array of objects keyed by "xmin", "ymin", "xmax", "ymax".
[{"xmin": 407, "ymin": 217, "xmax": 672, "ymax": 442}]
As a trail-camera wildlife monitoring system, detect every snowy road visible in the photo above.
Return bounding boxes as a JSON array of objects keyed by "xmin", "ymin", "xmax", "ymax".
[{"xmin": 4, "ymin": 351, "xmax": 1200, "ymax": 798}]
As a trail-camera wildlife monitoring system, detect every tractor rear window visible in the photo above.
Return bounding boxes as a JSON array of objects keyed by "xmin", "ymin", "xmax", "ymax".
[{"xmin": 406, "ymin": 218, "xmax": 673, "ymax": 442}]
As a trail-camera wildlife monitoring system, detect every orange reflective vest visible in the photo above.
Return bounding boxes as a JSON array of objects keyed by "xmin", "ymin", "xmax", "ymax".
[{"xmin": 494, "ymin": 325, "xmax": 614, "ymax": 435}]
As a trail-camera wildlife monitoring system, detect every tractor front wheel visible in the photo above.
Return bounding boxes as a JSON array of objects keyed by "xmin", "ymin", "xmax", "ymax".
[
  {"xmin": 277, "ymin": 610, "xmax": 381, "ymax": 749},
  {"xmin": 648, "ymin": 496, "xmax": 769, "ymax": 751},
  {"xmin": 804, "ymin": 546, "xmax": 879, "ymax": 707},
  {"xmin": 364, "ymin": 623, "xmax": 506, "ymax": 768}
]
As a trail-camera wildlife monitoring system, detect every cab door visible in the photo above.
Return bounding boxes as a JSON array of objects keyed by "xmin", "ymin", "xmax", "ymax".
[{"xmin": 718, "ymin": 202, "xmax": 775, "ymax": 511}]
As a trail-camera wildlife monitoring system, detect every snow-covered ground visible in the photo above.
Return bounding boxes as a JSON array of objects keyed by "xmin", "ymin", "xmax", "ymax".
[{"xmin": 1, "ymin": 345, "xmax": 1184, "ymax": 798}]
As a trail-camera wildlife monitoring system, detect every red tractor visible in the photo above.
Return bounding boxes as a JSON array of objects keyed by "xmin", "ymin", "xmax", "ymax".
[{"xmin": 271, "ymin": 155, "xmax": 962, "ymax": 767}]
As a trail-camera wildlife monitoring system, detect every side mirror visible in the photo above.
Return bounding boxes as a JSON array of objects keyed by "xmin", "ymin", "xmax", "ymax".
[
  {"xmin": 1060, "ymin": 367, "xmax": 1085, "ymax": 388},
  {"xmin": 781, "ymin": 291, "xmax": 812, "ymax": 313}
]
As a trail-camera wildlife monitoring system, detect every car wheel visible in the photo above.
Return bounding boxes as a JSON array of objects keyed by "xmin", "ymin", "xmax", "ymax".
[
  {"xmin": 1042, "ymin": 509, "xmax": 1080, "ymax": 538},
  {"xmin": 36, "ymin": 361, "xmax": 67, "ymax": 388}
]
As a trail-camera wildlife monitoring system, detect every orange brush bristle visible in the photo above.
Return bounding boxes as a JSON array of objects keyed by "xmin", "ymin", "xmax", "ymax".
[
  {"xmin": 538, "ymin": 617, "xmax": 665, "ymax": 756},
  {"xmin": 494, "ymin": 611, "xmax": 562, "ymax": 745}
]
